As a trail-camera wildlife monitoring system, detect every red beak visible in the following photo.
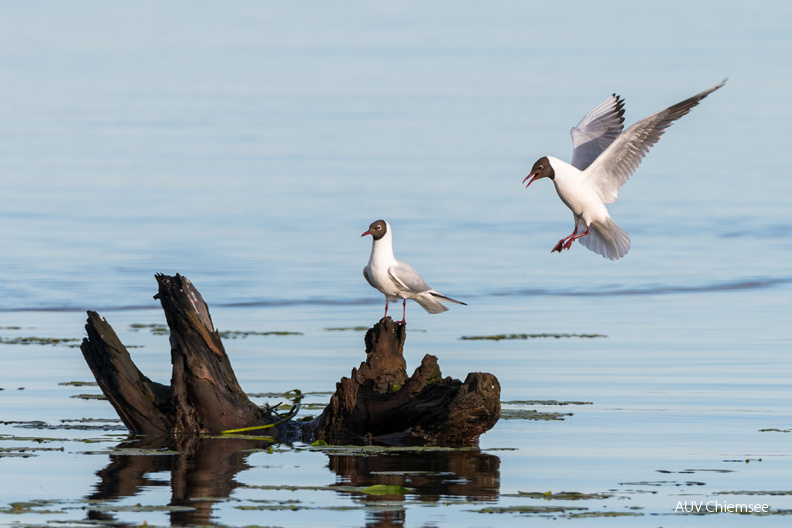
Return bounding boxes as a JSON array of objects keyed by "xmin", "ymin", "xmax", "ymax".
[
  {"xmin": 523, "ymin": 173, "xmax": 539, "ymax": 188},
  {"xmin": 361, "ymin": 230, "xmax": 372, "ymax": 237}
]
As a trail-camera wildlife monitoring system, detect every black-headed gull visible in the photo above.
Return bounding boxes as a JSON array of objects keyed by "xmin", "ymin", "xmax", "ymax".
[
  {"xmin": 361, "ymin": 219, "xmax": 465, "ymax": 324},
  {"xmin": 524, "ymin": 79, "xmax": 726, "ymax": 260}
]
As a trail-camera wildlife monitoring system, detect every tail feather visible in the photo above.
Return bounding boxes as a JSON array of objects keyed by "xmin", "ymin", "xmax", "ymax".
[
  {"xmin": 414, "ymin": 293, "xmax": 450, "ymax": 314},
  {"xmin": 412, "ymin": 290, "xmax": 466, "ymax": 314},
  {"xmin": 579, "ymin": 219, "xmax": 630, "ymax": 260},
  {"xmin": 429, "ymin": 291, "xmax": 466, "ymax": 305}
]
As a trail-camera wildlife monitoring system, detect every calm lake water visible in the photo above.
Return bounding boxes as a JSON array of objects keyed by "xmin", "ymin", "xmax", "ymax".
[{"xmin": 1, "ymin": 1, "xmax": 791, "ymax": 526}]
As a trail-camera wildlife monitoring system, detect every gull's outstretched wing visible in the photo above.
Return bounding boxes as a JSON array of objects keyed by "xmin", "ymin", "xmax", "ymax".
[
  {"xmin": 585, "ymin": 79, "xmax": 726, "ymax": 204},
  {"xmin": 570, "ymin": 94, "xmax": 626, "ymax": 170}
]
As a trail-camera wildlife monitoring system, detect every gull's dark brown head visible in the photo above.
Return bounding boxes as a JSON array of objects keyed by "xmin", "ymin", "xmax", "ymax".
[
  {"xmin": 523, "ymin": 156, "xmax": 555, "ymax": 187},
  {"xmin": 361, "ymin": 219, "xmax": 388, "ymax": 240}
]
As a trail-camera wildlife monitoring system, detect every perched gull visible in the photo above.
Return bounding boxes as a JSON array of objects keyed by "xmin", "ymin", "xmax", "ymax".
[
  {"xmin": 361, "ymin": 219, "xmax": 465, "ymax": 324},
  {"xmin": 524, "ymin": 79, "xmax": 726, "ymax": 260}
]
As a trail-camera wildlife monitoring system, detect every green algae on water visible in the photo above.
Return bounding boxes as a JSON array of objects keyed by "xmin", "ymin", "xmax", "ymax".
[
  {"xmin": 515, "ymin": 491, "xmax": 615, "ymax": 500},
  {"xmin": 360, "ymin": 484, "xmax": 413, "ymax": 495},
  {"xmin": 129, "ymin": 323, "xmax": 301, "ymax": 338},
  {"xmin": 502, "ymin": 400, "xmax": 592, "ymax": 406},
  {"xmin": 473, "ymin": 505, "xmax": 588, "ymax": 515},
  {"xmin": 0, "ymin": 500, "xmax": 66, "ymax": 515},
  {"xmin": 326, "ymin": 326, "xmax": 426, "ymax": 333},
  {"xmin": 325, "ymin": 326, "xmax": 370, "ymax": 332},
  {"xmin": 568, "ymin": 511, "xmax": 643, "ymax": 518},
  {"xmin": 460, "ymin": 333, "xmax": 606, "ymax": 341},
  {"xmin": 129, "ymin": 323, "xmax": 169, "ymax": 335},
  {"xmin": 0, "ymin": 336, "xmax": 80, "ymax": 346},
  {"xmin": 70, "ymin": 393, "xmax": 107, "ymax": 400},
  {"xmin": 0, "ymin": 446, "xmax": 65, "ymax": 458},
  {"xmin": 219, "ymin": 329, "xmax": 303, "ymax": 339},
  {"xmin": 58, "ymin": 381, "xmax": 98, "ymax": 387},
  {"xmin": 500, "ymin": 409, "xmax": 573, "ymax": 421}
]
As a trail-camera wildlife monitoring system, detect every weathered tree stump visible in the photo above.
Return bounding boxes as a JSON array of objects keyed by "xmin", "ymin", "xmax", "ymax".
[
  {"xmin": 79, "ymin": 274, "xmax": 500, "ymax": 446},
  {"xmin": 80, "ymin": 274, "xmax": 269, "ymax": 437},
  {"xmin": 307, "ymin": 317, "xmax": 501, "ymax": 446}
]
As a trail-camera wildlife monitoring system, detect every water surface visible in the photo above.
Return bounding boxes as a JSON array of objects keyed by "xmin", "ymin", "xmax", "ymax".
[{"xmin": 1, "ymin": 1, "xmax": 791, "ymax": 526}]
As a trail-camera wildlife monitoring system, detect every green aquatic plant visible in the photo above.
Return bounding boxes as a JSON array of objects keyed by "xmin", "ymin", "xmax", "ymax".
[
  {"xmin": 567, "ymin": 511, "xmax": 643, "ymax": 518},
  {"xmin": 460, "ymin": 333, "xmax": 606, "ymax": 341},
  {"xmin": 222, "ymin": 389, "xmax": 303, "ymax": 434},
  {"xmin": 0, "ymin": 336, "xmax": 80, "ymax": 346},
  {"xmin": 129, "ymin": 323, "xmax": 169, "ymax": 335},
  {"xmin": 715, "ymin": 490, "xmax": 792, "ymax": 496},
  {"xmin": 0, "ymin": 500, "xmax": 66, "ymax": 515},
  {"xmin": 325, "ymin": 326, "xmax": 426, "ymax": 333},
  {"xmin": 219, "ymin": 329, "xmax": 303, "ymax": 339},
  {"xmin": 502, "ymin": 400, "xmax": 592, "ymax": 406},
  {"xmin": 473, "ymin": 505, "xmax": 588, "ymax": 515},
  {"xmin": 70, "ymin": 393, "xmax": 107, "ymax": 400},
  {"xmin": 515, "ymin": 491, "xmax": 615, "ymax": 500},
  {"xmin": 359, "ymin": 484, "xmax": 413, "ymax": 495},
  {"xmin": 131, "ymin": 323, "xmax": 303, "ymax": 338},
  {"xmin": 500, "ymin": 409, "xmax": 573, "ymax": 421},
  {"xmin": 58, "ymin": 381, "xmax": 98, "ymax": 387},
  {"xmin": 0, "ymin": 446, "xmax": 65, "ymax": 458}
]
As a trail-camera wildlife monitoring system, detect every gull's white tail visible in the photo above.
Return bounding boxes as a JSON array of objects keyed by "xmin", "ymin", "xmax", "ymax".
[
  {"xmin": 414, "ymin": 293, "xmax": 451, "ymax": 314},
  {"xmin": 580, "ymin": 219, "xmax": 631, "ymax": 260}
]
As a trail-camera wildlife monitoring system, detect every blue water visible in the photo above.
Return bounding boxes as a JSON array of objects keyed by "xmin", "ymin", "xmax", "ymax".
[{"xmin": 1, "ymin": 1, "xmax": 791, "ymax": 526}]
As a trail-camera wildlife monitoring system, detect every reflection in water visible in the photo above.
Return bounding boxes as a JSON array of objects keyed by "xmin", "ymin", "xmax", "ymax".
[
  {"xmin": 328, "ymin": 449, "xmax": 500, "ymax": 528},
  {"xmin": 86, "ymin": 437, "xmax": 500, "ymax": 528},
  {"xmin": 86, "ymin": 435, "xmax": 270, "ymax": 526}
]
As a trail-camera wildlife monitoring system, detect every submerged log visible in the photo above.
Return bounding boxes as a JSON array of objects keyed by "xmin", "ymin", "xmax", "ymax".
[{"xmin": 79, "ymin": 273, "xmax": 500, "ymax": 446}]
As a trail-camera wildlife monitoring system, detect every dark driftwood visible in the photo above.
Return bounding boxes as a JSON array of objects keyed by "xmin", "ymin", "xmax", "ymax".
[
  {"xmin": 80, "ymin": 274, "xmax": 268, "ymax": 437},
  {"xmin": 307, "ymin": 317, "xmax": 500, "ymax": 446},
  {"xmin": 80, "ymin": 273, "xmax": 500, "ymax": 446}
]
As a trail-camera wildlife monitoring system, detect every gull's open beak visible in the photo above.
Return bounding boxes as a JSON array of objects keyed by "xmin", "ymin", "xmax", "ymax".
[{"xmin": 523, "ymin": 173, "xmax": 539, "ymax": 188}]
